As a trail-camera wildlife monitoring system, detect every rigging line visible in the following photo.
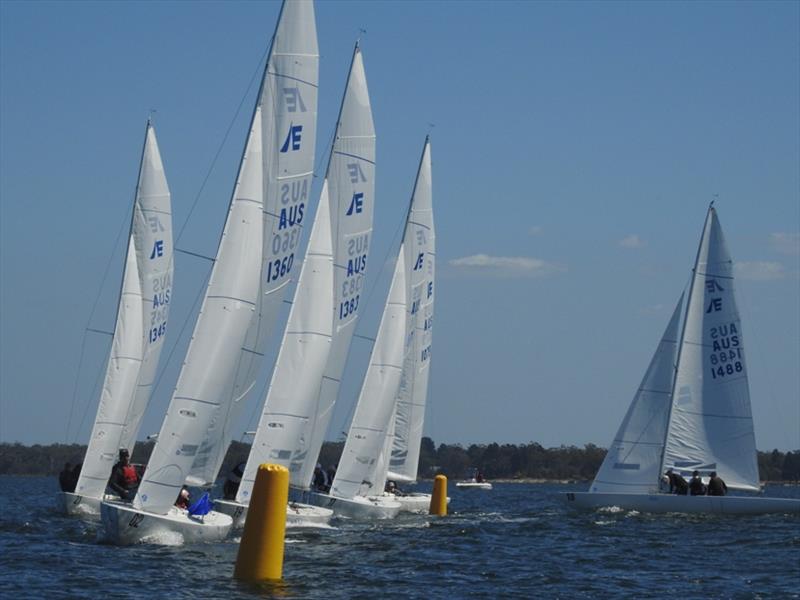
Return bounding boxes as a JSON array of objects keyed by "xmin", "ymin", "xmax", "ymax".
[
  {"xmin": 174, "ymin": 42, "xmax": 271, "ymax": 244},
  {"xmin": 64, "ymin": 334, "xmax": 89, "ymax": 442},
  {"xmin": 65, "ymin": 200, "xmax": 132, "ymax": 442},
  {"xmin": 74, "ymin": 351, "xmax": 110, "ymax": 444}
]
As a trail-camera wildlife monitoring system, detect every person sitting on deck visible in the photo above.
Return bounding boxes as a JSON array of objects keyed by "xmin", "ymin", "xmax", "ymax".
[
  {"xmin": 707, "ymin": 471, "xmax": 728, "ymax": 496},
  {"xmin": 313, "ymin": 463, "xmax": 329, "ymax": 492},
  {"xmin": 59, "ymin": 462, "xmax": 75, "ymax": 492},
  {"xmin": 223, "ymin": 462, "xmax": 246, "ymax": 500},
  {"xmin": 665, "ymin": 469, "xmax": 689, "ymax": 495},
  {"xmin": 175, "ymin": 486, "xmax": 190, "ymax": 510},
  {"xmin": 689, "ymin": 470, "xmax": 706, "ymax": 496},
  {"xmin": 108, "ymin": 448, "xmax": 139, "ymax": 502},
  {"xmin": 475, "ymin": 471, "xmax": 485, "ymax": 483}
]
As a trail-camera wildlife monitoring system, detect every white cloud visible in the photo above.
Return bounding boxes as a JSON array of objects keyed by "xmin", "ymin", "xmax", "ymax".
[
  {"xmin": 639, "ymin": 303, "xmax": 666, "ymax": 315},
  {"xmin": 734, "ymin": 261, "xmax": 786, "ymax": 281},
  {"xmin": 619, "ymin": 234, "xmax": 645, "ymax": 249},
  {"xmin": 448, "ymin": 254, "xmax": 563, "ymax": 277},
  {"xmin": 528, "ymin": 225, "xmax": 544, "ymax": 236},
  {"xmin": 770, "ymin": 232, "xmax": 800, "ymax": 256}
]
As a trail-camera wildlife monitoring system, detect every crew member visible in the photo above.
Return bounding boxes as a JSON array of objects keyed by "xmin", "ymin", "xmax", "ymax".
[
  {"xmin": 689, "ymin": 470, "xmax": 706, "ymax": 496},
  {"xmin": 707, "ymin": 471, "xmax": 728, "ymax": 496},
  {"xmin": 109, "ymin": 448, "xmax": 139, "ymax": 502},
  {"xmin": 223, "ymin": 462, "xmax": 246, "ymax": 500},
  {"xmin": 59, "ymin": 462, "xmax": 75, "ymax": 492},
  {"xmin": 665, "ymin": 469, "xmax": 689, "ymax": 495}
]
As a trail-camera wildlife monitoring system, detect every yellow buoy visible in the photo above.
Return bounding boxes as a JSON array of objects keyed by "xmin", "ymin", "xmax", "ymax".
[
  {"xmin": 429, "ymin": 474, "xmax": 448, "ymax": 516},
  {"xmin": 234, "ymin": 463, "xmax": 289, "ymax": 581}
]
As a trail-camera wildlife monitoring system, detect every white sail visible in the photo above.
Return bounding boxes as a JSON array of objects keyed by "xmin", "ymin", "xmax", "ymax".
[
  {"xmin": 238, "ymin": 44, "xmax": 375, "ymax": 496},
  {"xmin": 300, "ymin": 44, "xmax": 376, "ymax": 490},
  {"xmin": 76, "ymin": 122, "xmax": 173, "ymax": 500},
  {"xmin": 187, "ymin": 0, "xmax": 319, "ymax": 486},
  {"xmin": 662, "ymin": 205, "xmax": 759, "ymax": 491},
  {"xmin": 237, "ymin": 182, "xmax": 334, "ymax": 502},
  {"xmin": 331, "ymin": 251, "xmax": 406, "ymax": 499},
  {"xmin": 387, "ymin": 139, "xmax": 434, "ymax": 483},
  {"xmin": 590, "ymin": 295, "xmax": 683, "ymax": 494},
  {"xmin": 121, "ymin": 124, "xmax": 174, "ymax": 452},
  {"xmin": 134, "ymin": 108, "xmax": 264, "ymax": 515}
]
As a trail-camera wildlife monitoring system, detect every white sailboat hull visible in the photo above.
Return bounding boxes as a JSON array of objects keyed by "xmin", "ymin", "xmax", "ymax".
[
  {"xmin": 307, "ymin": 492, "xmax": 401, "ymax": 519},
  {"xmin": 100, "ymin": 500, "xmax": 232, "ymax": 545},
  {"xmin": 56, "ymin": 492, "xmax": 116, "ymax": 516},
  {"xmin": 213, "ymin": 498, "xmax": 332, "ymax": 529},
  {"xmin": 456, "ymin": 481, "xmax": 493, "ymax": 490},
  {"xmin": 380, "ymin": 492, "xmax": 450, "ymax": 514},
  {"xmin": 566, "ymin": 492, "xmax": 800, "ymax": 515}
]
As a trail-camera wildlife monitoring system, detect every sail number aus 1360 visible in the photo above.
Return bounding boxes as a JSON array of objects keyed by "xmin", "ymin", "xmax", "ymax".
[{"xmin": 266, "ymin": 253, "xmax": 294, "ymax": 283}]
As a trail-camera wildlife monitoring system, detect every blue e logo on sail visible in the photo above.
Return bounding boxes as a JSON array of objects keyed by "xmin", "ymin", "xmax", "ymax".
[
  {"xmin": 150, "ymin": 240, "xmax": 164, "ymax": 259},
  {"xmin": 280, "ymin": 124, "xmax": 303, "ymax": 152}
]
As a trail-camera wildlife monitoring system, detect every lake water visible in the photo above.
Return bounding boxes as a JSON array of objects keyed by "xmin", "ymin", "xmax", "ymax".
[{"xmin": 1, "ymin": 476, "xmax": 798, "ymax": 598}]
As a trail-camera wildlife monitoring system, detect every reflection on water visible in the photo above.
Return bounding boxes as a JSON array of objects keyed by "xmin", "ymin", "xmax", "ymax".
[{"xmin": 1, "ymin": 476, "xmax": 798, "ymax": 598}]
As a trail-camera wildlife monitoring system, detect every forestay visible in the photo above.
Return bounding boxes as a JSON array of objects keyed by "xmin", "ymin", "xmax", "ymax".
[
  {"xmin": 188, "ymin": 0, "xmax": 319, "ymax": 486},
  {"xmin": 387, "ymin": 139, "xmax": 434, "ymax": 483},
  {"xmin": 237, "ymin": 182, "xmax": 334, "ymax": 502},
  {"xmin": 135, "ymin": 109, "xmax": 264, "ymax": 515},
  {"xmin": 76, "ymin": 122, "xmax": 173, "ymax": 501},
  {"xmin": 662, "ymin": 206, "xmax": 759, "ymax": 492},
  {"xmin": 590, "ymin": 295, "xmax": 682, "ymax": 494},
  {"xmin": 331, "ymin": 251, "xmax": 406, "ymax": 499}
]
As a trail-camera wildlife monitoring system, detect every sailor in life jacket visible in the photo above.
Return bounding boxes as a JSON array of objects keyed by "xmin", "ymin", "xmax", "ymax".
[
  {"xmin": 223, "ymin": 461, "xmax": 246, "ymax": 500},
  {"xmin": 108, "ymin": 448, "xmax": 140, "ymax": 502}
]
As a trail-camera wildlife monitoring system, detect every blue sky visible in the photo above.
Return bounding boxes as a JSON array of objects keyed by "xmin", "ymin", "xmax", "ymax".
[{"xmin": 1, "ymin": 0, "xmax": 798, "ymax": 450}]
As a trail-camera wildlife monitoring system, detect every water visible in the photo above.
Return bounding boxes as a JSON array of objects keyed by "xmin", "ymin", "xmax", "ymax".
[{"xmin": 1, "ymin": 476, "xmax": 798, "ymax": 598}]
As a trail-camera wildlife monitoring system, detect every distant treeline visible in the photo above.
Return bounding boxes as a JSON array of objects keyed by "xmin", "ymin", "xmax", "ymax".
[{"xmin": 2, "ymin": 439, "xmax": 799, "ymax": 482}]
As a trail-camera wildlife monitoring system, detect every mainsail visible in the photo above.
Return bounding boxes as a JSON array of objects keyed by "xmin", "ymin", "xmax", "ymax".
[
  {"xmin": 187, "ymin": 0, "xmax": 319, "ymax": 486},
  {"xmin": 237, "ymin": 43, "xmax": 375, "ymax": 498},
  {"xmin": 662, "ymin": 205, "xmax": 759, "ymax": 491},
  {"xmin": 387, "ymin": 138, "xmax": 434, "ymax": 483},
  {"xmin": 590, "ymin": 295, "xmax": 683, "ymax": 494},
  {"xmin": 76, "ymin": 121, "xmax": 173, "ymax": 500}
]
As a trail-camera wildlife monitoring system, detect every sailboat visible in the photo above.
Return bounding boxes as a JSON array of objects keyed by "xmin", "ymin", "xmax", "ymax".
[
  {"xmin": 380, "ymin": 138, "xmax": 436, "ymax": 512},
  {"xmin": 100, "ymin": 0, "xmax": 320, "ymax": 544},
  {"xmin": 214, "ymin": 42, "xmax": 375, "ymax": 527},
  {"xmin": 314, "ymin": 137, "xmax": 435, "ymax": 518},
  {"xmin": 567, "ymin": 204, "xmax": 800, "ymax": 515},
  {"xmin": 57, "ymin": 120, "xmax": 173, "ymax": 517}
]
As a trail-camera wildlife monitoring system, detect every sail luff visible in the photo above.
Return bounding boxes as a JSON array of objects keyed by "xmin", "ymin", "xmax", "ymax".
[
  {"xmin": 661, "ymin": 205, "xmax": 760, "ymax": 491},
  {"xmin": 187, "ymin": 0, "xmax": 319, "ymax": 485}
]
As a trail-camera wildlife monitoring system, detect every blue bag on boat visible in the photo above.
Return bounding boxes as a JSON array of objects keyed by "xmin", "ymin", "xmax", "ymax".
[{"xmin": 188, "ymin": 492, "xmax": 213, "ymax": 516}]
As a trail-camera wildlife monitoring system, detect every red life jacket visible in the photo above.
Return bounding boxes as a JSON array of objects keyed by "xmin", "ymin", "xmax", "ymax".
[{"xmin": 122, "ymin": 465, "xmax": 138, "ymax": 486}]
